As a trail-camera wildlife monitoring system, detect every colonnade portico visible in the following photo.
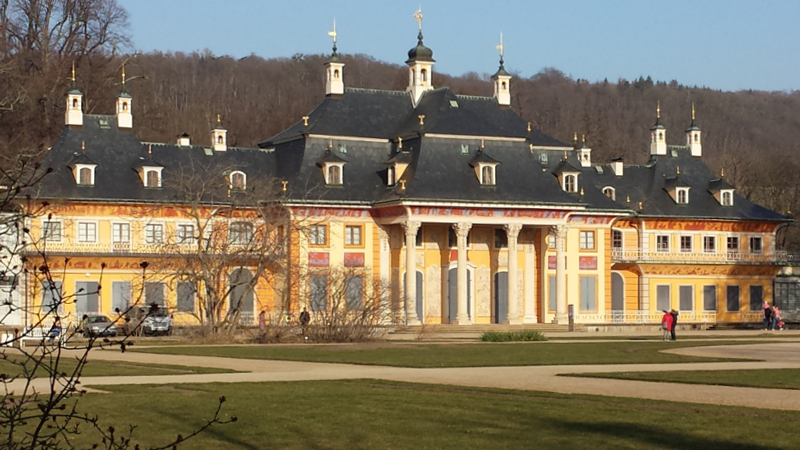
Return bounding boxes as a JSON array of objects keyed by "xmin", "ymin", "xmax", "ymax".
[{"xmin": 394, "ymin": 216, "xmax": 571, "ymax": 326}]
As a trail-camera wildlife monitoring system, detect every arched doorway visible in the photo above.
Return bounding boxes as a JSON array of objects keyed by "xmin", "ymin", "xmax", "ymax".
[
  {"xmin": 230, "ymin": 268, "xmax": 255, "ymax": 322},
  {"xmin": 611, "ymin": 272, "xmax": 624, "ymax": 322},
  {"xmin": 493, "ymin": 271, "xmax": 508, "ymax": 324}
]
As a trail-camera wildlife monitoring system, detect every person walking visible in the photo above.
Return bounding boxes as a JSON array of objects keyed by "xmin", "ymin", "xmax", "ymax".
[
  {"xmin": 258, "ymin": 310, "xmax": 266, "ymax": 332},
  {"xmin": 299, "ymin": 307, "xmax": 310, "ymax": 336},
  {"xmin": 764, "ymin": 301, "xmax": 774, "ymax": 330},
  {"xmin": 772, "ymin": 305, "xmax": 782, "ymax": 331},
  {"xmin": 669, "ymin": 309, "xmax": 679, "ymax": 341},
  {"xmin": 661, "ymin": 310, "xmax": 673, "ymax": 341}
]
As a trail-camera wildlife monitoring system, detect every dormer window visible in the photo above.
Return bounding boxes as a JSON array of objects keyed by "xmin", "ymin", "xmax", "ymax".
[
  {"xmin": 721, "ymin": 190, "xmax": 733, "ymax": 206},
  {"xmin": 145, "ymin": 169, "xmax": 161, "ymax": 188},
  {"xmin": 676, "ymin": 187, "xmax": 689, "ymax": 204},
  {"xmin": 230, "ymin": 171, "xmax": 246, "ymax": 190},
  {"xmin": 602, "ymin": 186, "xmax": 615, "ymax": 200},
  {"xmin": 73, "ymin": 163, "xmax": 96, "ymax": 186},
  {"xmin": 564, "ymin": 174, "xmax": 577, "ymax": 193},
  {"xmin": 387, "ymin": 166, "xmax": 396, "ymax": 186},
  {"xmin": 481, "ymin": 166, "xmax": 494, "ymax": 185},
  {"xmin": 327, "ymin": 165, "xmax": 342, "ymax": 185}
]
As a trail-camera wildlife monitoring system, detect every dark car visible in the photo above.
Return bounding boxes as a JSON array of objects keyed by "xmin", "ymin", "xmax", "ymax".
[{"xmin": 80, "ymin": 314, "xmax": 119, "ymax": 337}]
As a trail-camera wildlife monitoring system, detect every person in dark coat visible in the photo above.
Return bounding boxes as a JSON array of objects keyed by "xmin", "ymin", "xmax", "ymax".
[
  {"xmin": 764, "ymin": 301, "xmax": 774, "ymax": 330},
  {"xmin": 669, "ymin": 309, "xmax": 678, "ymax": 341}
]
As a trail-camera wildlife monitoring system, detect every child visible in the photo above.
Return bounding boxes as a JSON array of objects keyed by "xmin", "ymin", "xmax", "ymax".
[{"xmin": 661, "ymin": 310, "xmax": 673, "ymax": 341}]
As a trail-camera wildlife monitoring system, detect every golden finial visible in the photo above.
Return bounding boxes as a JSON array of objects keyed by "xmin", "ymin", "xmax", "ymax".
[
  {"xmin": 573, "ymin": 132, "xmax": 578, "ymax": 142},
  {"xmin": 398, "ymin": 136, "xmax": 403, "ymax": 149},
  {"xmin": 216, "ymin": 114, "xmax": 221, "ymax": 125},
  {"xmin": 676, "ymin": 166, "xmax": 680, "ymax": 175},
  {"xmin": 580, "ymin": 187, "xmax": 584, "ymax": 197},
  {"xmin": 721, "ymin": 167, "xmax": 725, "ymax": 177},
  {"xmin": 496, "ymin": 32, "xmax": 504, "ymax": 58},
  {"xmin": 302, "ymin": 115, "xmax": 309, "ymax": 126},
  {"xmin": 399, "ymin": 179, "xmax": 406, "ymax": 190},
  {"xmin": 656, "ymin": 101, "xmax": 661, "ymax": 119},
  {"xmin": 121, "ymin": 63, "xmax": 126, "ymax": 86},
  {"xmin": 564, "ymin": 150, "xmax": 568, "ymax": 160},
  {"xmin": 282, "ymin": 180, "xmax": 288, "ymax": 192},
  {"xmin": 626, "ymin": 195, "xmax": 631, "ymax": 204},
  {"xmin": 71, "ymin": 61, "xmax": 76, "ymax": 82},
  {"xmin": 529, "ymin": 143, "xmax": 534, "ymax": 153},
  {"xmin": 328, "ymin": 18, "xmax": 337, "ymax": 45},
  {"xmin": 328, "ymin": 139, "xmax": 333, "ymax": 150},
  {"xmin": 581, "ymin": 134, "xmax": 586, "ymax": 145},
  {"xmin": 480, "ymin": 139, "xmax": 485, "ymax": 149},
  {"xmin": 691, "ymin": 102, "xmax": 695, "ymax": 121},
  {"xmin": 81, "ymin": 141, "xmax": 85, "ymax": 153},
  {"xmin": 638, "ymin": 201, "xmax": 643, "ymax": 210},
  {"xmin": 527, "ymin": 122, "xmax": 531, "ymax": 133},
  {"xmin": 413, "ymin": 8, "xmax": 423, "ymax": 31},
  {"xmin": 148, "ymin": 144, "xmax": 152, "ymax": 156},
  {"xmin": 418, "ymin": 114, "xmax": 425, "ymax": 126}
]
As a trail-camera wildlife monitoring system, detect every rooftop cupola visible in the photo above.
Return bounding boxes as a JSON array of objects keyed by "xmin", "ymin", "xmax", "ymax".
[
  {"xmin": 211, "ymin": 115, "xmax": 227, "ymax": 152},
  {"xmin": 116, "ymin": 64, "xmax": 133, "ymax": 129},
  {"xmin": 65, "ymin": 62, "xmax": 83, "ymax": 127},
  {"xmin": 491, "ymin": 33, "xmax": 511, "ymax": 107},
  {"xmin": 324, "ymin": 19, "xmax": 345, "ymax": 96},
  {"xmin": 650, "ymin": 101, "xmax": 667, "ymax": 156},
  {"xmin": 406, "ymin": 8, "xmax": 435, "ymax": 106},
  {"xmin": 685, "ymin": 103, "xmax": 702, "ymax": 157},
  {"xmin": 577, "ymin": 134, "xmax": 592, "ymax": 167}
]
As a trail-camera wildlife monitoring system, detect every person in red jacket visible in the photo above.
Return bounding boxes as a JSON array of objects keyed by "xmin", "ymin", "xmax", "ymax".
[{"xmin": 661, "ymin": 310, "xmax": 673, "ymax": 341}]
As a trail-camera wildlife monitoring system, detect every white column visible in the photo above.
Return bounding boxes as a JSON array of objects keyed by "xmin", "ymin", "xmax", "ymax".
[
  {"xmin": 523, "ymin": 229, "xmax": 537, "ymax": 323},
  {"xmin": 504, "ymin": 223, "xmax": 522, "ymax": 325},
  {"xmin": 554, "ymin": 225, "xmax": 568, "ymax": 324},
  {"xmin": 453, "ymin": 222, "xmax": 472, "ymax": 325},
  {"xmin": 378, "ymin": 226, "xmax": 391, "ymax": 321},
  {"xmin": 403, "ymin": 221, "xmax": 421, "ymax": 325}
]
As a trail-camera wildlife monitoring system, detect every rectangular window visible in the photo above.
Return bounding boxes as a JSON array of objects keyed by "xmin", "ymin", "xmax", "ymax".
[
  {"xmin": 145, "ymin": 224, "xmax": 163, "ymax": 244},
  {"xmin": 75, "ymin": 281, "xmax": 100, "ymax": 314},
  {"xmin": 310, "ymin": 225, "xmax": 327, "ymax": 246},
  {"xmin": 309, "ymin": 274, "xmax": 328, "ymax": 311},
  {"xmin": 78, "ymin": 222, "xmax": 96, "ymax": 243},
  {"xmin": 680, "ymin": 236, "xmax": 692, "ymax": 253},
  {"xmin": 111, "ymin": 281, "xmax": 131, "ymax": 313},
  {"xmin": 703, "ymin": 236, "xmax": 716, "ymax": 253},
  {"xmin": 177, "ymin": 224, "xmax": 195, "ymax": 244},
  {"xmin": 41, "ymin": 281, "xmax": 63, "ymax": 314},
  {"xmin": 749, "ymin": 237, "xmax": 762, "ymax": 254},
  {"xmin": 679, "ymin": 285, "xmax": 693, "ymax": 311},
  {"xmin": 580, "ymin": 276, "xmax": 596, "ymax": 310},
  {"xmin": 345, "ymin": 225, "xmax": 362, "ymax": 246},
  {"xmin": 494, "ymin": 228, "xmax": 508, "ymax": 249},
  {"xmin": 656, "ymin": 285, "xmax": 670, "ymax": 311},
  {"xmin": 548, "ymin": 276, "xmax": 557, "ymax": 311},
  {"xmin": 727, "ymin": 237, "xmax": 739, "ymax": 255},
  {"xmin": 345, "ymin": 275, "xmax": 364, "ymax": 310},
  {"xmin": 749, "ymin": 285, "xmax": 764, "ymax": 312},
  {"xmin": 145, "ymin": 282, "xmax": 166, "ymax": 308},
  {"xmin": 177, "ymin": 281, "xmax": 196, "ymax": 312},
  {"xmin": 703, "ymin": 285, "xmax": 717, "ymax": 311},
  {"xmin": 229, "ymin": 222, "xmax": 254, "ymax": 245},
  {"xmin": 612, "ymin": 230, "xmax": 623, "ymax": 250},
  {"xmin": 726, "ymin": 285, "xmax": 740, "ymax": 312},
  {"xmin": 656, "ymin": 235, "xmax": 669, "ymax": 252},
  {"xmin": 43, "ymin": 221, "xmax": 62, "ymax": 241},
  {"xmin": 112, "ymin": 223, "xmax": 130, "ymax": 243},
  {"xmin": 579, "ymin": 231, "xmax": 595, "ymax": 250}
]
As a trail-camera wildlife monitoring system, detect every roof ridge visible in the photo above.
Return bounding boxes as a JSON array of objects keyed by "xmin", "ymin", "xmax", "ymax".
[
  {"xmin": 455, "ymin": 93, "xmax": 494, "ymax": 101},
  {"xmin": 345, "ymin": 87, "xmax": 409, "ymax": 96}
]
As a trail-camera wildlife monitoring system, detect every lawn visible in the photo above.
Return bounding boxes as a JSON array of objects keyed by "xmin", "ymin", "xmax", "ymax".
[
  {"xmin": 566, "ymin": 368, "xmax": 800, "ymax": 390},
  {"xmin": 66, "ymin": 379, "xmax": 800, "ymax": 450},
  {"xmin": 131, "ymin": 341, "xmax": 754, "ymax": 367},
  {"xmin": 0, "ymin": 353, "xmax": 236, "ymax": 377}
]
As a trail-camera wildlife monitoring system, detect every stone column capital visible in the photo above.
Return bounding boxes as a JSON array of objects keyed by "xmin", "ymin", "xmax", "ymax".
[
  {"xmin": 504, "ymin": 223, "xmax": 523, "ymax": 240},
  {"xmin": 453, "ymin": 222, "xmax": 472, "ymax": 238},
  {"xmin": 402, "ymin": 220, "xmax": 421, "ymax": 235}
]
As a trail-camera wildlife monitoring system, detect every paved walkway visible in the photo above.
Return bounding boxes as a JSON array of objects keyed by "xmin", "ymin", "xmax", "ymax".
[{"xmin": 9, "ymin": 337, "xmax": 800, "ymax": 411}]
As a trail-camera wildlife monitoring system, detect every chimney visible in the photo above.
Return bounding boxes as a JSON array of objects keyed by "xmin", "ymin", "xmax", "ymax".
[
  {"xmin": 177, "ymin": 133, "xmax": 191, "ymax": 146},
  {"xmin": 611, "ymin": 158, "xmax": 624, "ymax": 177}
]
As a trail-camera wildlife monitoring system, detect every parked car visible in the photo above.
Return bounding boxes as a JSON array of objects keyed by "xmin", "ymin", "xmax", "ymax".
[
  {"xmin": 121, "ymin": 305, "xmax": 173, "ymax": 336},
  {"xmin": 79, "ymin": 314, "xmax": 119, "ymax": 337}
]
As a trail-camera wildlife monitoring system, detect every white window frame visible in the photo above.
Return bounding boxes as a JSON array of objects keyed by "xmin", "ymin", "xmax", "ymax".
[
  {"xmin": 479, "ymin": 164, "xmax": 496, "ymax": 186},
  {"xmin": 345, "ymin": 225, "xmax": 362, "ymax": 246},
  {"xmin": 579, "ymin": 230, "xmax": 595, "ymax": 250},
  {"xmin": 602, "ymin": 186, "xmax": 615, "ymax": 201},
  {"xmin": 611, "ymin": 229, "xmax": 623, "ymax": 250},
  {"xmin": 703, "ymin": 236, "xmax": 716, "ymax": 253},
  {"xmin": 563, "ymin": 174, "xmax": 577, "ymax": 193},
  {"xmin": 42, "ymin": 220, "xmax": 63, "ymax": 242},
  {"xmin": 749, "ymin": 236, "xmax": 763, "ymax": 255},
  {"xmin": 77, "ymin": 221, "xmax": 97, "ymax": 243},
  {"xmin": 144, "ymin": 167, "xmax": 163, "ymax": 188},
  {"xmin": 310, "ymin": 224, "xmax": 327, "ymax": 246},
  {"xmin": 74, "ymin": 164, "xmax": 96, "ymax": 186},
  {"xmin": 324, "ymin": 164, "xmax": 344, "ymax": 185},
  {"xmin": 676, "ymin": 187, "xmax": 689, "ymax": 204},
  {"xmin": 229, "ymin": 222, "xmax": 254, "ymax": 245},
  {"xmin": 679, "ymin": 235, "xmax": 692, "ymax": 253},
  {"xmin": 656, "ymin": 235, "xmax": 670, "ymax": 252},
  {"xmin": 230, "ymin": 171, "xmax": 246, "ymax": 190},
  {"xmin": 387, "ymin": 166, "xmax": 396, "ymax": 186},
  {"xmin": 177, "ymin": 223, "xmax": 196, "ymax": 245},
  {"xmin": 727, "ymin": 236, "xmax": 739, "ymax": 254},
  {"xmin": 112, "ymin": 222, "xmax": 131, "ymax": 243},
  {"xmin": 145, "ymin": 223, "xmax": 164, "ymax": 244},
  {"xmin": 721, "ymin": 190, "xmax": 734, "ymax": 206}
]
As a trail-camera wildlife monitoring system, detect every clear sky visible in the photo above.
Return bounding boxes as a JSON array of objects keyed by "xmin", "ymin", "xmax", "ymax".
[{"xmin": 119, "ymin": 0, "xmax": 800, "ymax": 93}]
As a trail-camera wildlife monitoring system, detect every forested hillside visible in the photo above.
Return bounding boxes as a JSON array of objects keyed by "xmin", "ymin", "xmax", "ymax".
[{"xmin": 1, "ymin": 0, "xmax": 798, "ymax": 249}]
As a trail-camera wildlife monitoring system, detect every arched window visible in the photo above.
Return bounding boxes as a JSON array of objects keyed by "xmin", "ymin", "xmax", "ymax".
[
  {"xmin": 421, "ymin": 68, "xmax": 427, "ymax": 83},
  {"xmin": 658, "ymin": 132, "xmax": 663, "ymax": 141},
  {"xmin": 79, "ymin": 167, "xmax": 92, "ymax": 185},
  {"xmin": 122, "ymin": 102, "xmax": 128, "ymax": 111},
  {"xmin": 722, "ymin": 191, "xmax": 733, "ymax": 206},
  {"xmin": 481, "ymin": 166, "xmax": 494, "ymax": 185},
  {"xmin": 501, "ymin": 81, "xmax": 507, "ymax": 91},
  {"xmin": 72, "ymin": 98, "xmax": 78, "ymax": 108},
  {"xmin": 564, "ymin": 174, "xmax": 577, "ymax": 193},
  {"xmin": 327, "ymin": 165, "xmax": 341, "ymax": 185},
  {"xmin": 146, "ymin": 170, "xmax": 160, "ymax": 188},
  {"xmin": 230, "ymin": 171, "xmax": 246, "ymax": 190},
  {"xmin": 217, "ymin": 135, "xmax": 223, "ymax": 144},
  {"xmin": 694, "ymin": 134, "xmax": 699, "ymax": 142},
  {"xmin": 603, "ymin": 187, "xmax": 615, "ymax": 200},
  {"xmin": 334, "ymin": 69, "xmax": 339, "ymax": 79},
  {"xmin": 677, "ymin": 189, "xmax": 688, "ymax": 204},
  {"xmin": 387, "ymin": 166, "xmax": 396, "ymax": 186}
]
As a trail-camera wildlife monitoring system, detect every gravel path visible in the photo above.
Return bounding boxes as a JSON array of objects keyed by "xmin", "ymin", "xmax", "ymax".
[{"xmin": 9, "ymin": 340, "xmax": 800, "ymax": 411}]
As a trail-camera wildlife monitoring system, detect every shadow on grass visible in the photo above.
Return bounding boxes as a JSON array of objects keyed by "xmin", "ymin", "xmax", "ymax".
[{"xmin": 549, "ymin": 419, "xmax": 783, "ymax": 450}]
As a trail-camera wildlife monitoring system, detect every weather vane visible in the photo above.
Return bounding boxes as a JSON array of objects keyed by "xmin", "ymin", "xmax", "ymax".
[
  {"xmin": 414, "ymin": 8, "xmax": 423, "ymax": 31},
  {"xmin": 656, "ymin": 101, "xmax": 661, "ymax": 119},
  {"xmin": 328, "ymin": 18, "xmax": 338, "ymax": 55},
  {"xmin": 496, "ymin": 32, "xmax": 504, "ymax": 59},
  {"xmin": 121, "ymin": 63, "xmax": 126, "ymax": 86}
]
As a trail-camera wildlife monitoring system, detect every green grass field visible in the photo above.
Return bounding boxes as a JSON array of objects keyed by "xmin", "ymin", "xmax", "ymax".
[
  {"xmin": 566, "ymin": 368, "xmax": 800, "ymax": 390},
  {"xmin": 131, "ymin": 341, "xmax": 752, "ymax": 367},
  {"xmin": 0, "ymin": 354, "xmax": 236, "ymax": 377},
  {"xmin": 69, "ymin": 379, "xmax": 800, "ymax": 450}
]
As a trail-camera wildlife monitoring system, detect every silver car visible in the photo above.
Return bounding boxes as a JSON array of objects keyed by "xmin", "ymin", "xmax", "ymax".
[{"xmin": 80, "ymin": 315, "xmax": 119, "ymax": 337}]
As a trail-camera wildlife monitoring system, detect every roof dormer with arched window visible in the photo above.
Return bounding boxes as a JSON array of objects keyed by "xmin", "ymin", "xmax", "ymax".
[
  {"xmin": 70, "ymin": 144, "xmax": 97, "ymax": 186},
  {"xmin": 317, "ymin": 147, "xmax": 347, "ymax": 186},
  {"xmin": 469, "ymin": 147, "xmax": 499, "ymax": 187},
  {"xmin": 229, "ymin": 171, "xmax": 246, "ymax": 191},
  {"xmin": 552, "ymin": 159, "xmax": 581, "ymax": 193}
]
